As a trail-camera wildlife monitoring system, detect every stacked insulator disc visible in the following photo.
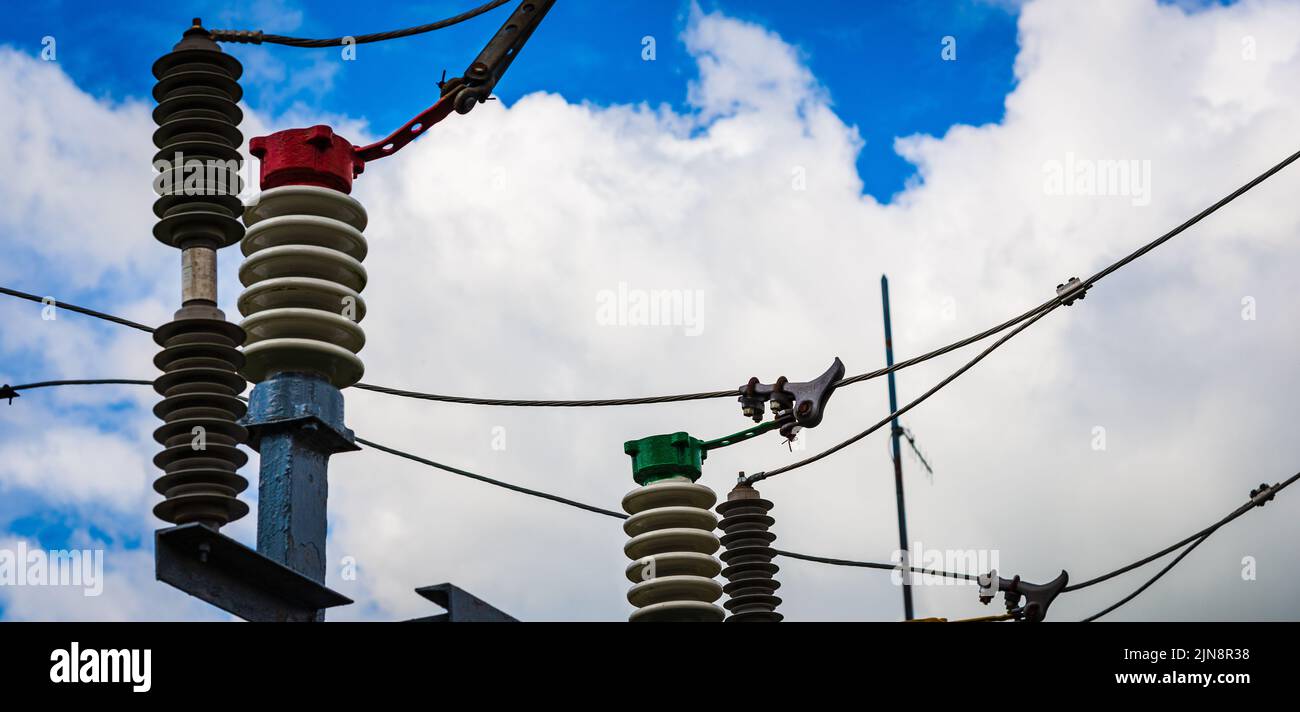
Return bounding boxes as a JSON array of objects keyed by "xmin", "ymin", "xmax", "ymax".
[
  {"xmin": 238, "ymin": 185, "xmax": 369, "ymax": 388},
  {"xmin": 151, "ymin": 312, "xmax": 250, "ymax": 526},
  {"xmin": 151, "ymin": 22, "xmax": 245, "ymax": 253},
  {"xmin": 622, "ymin": 477, "xmax": 724, "ymax": 622},
  {"xmin": 150, "ymin": 21, "xmax": 250, "ymax": 528},
  {"xmin": 716, "ymin": 483, "xmax": 783, "ymax": 621}
]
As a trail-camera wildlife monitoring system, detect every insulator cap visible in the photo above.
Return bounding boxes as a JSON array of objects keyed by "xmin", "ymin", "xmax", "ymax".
[
  {"xmin": 623, "ymin": 431, "xmax": 707, "ymax": 485},
  {"xmin": 250, "ymin": 126, "xmax": 365, "ymax": 194}
]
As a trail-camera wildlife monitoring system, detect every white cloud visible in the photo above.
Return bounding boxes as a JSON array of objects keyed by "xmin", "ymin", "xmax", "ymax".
[
  {"xmin": 0, "ymin": 535, "xmax": 228, "ymax": 621},
  {"xmin": 1, "ymin": 0, "xmax": 1298, "ymax": 621}
]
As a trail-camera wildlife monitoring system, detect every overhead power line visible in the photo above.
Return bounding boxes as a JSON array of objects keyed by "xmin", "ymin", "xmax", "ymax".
[
  {"xmin": 355, "ymin": 435, "xmax": 628, "ymax": 519},
  {"xmin": 351, "ymin": 382, "xmax": 736, "ymax": 407},
  {"xmin": 0, "ymin": 287, "xmax": 155, "ymax": 334},
  {"xmin": 1078, "ymin": 473, "xmax": 1297, "ymax": 621},
  {"xmin": 742, "ymin": 145, "xmax": 1300, "ymax": 483},
  {"xmin": 1082, "ymin": 534, "xmax": 1213, "ymax": 623},
  {"xmin": 353, "ymin": 434, "xmax": 990, "ymax": 582},
  {"xmin": 7, "ymin": 379, "xmax": 1297, "ymax": 620},
  {"xmin": 9, "ymin": 378, "xmax": 153, "ymax": 390},
  {"xmin": 210, "ymin": 0, "xmax": 513, "ymax": 47},
  {"xmin": 762, "ymin": 473, "xmax": 1298, "ymax": 619},
  {"xmin": 773, "ymin": 549, "xmax": 978, "ymax": 582},
  {"xmin": 7, "ymin": 147, "xmax": 1295, "ymax": 410},
  {"xmin": 0, "ymin": 283, "xmax": 1040, "ymax": 407},
  {"xmin": 1, "ymin": 378, "xmax": 975, "ymax": 580}
]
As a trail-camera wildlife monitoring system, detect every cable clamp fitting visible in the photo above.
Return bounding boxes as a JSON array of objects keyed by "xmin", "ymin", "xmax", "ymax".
[
  {"xmin": 0, "ymin": 384, "xmax": 17, "ymax": 405},
  {"xmin": 738, "ymin": 358, "xmax": 845, "ymax": 441},
  {"xmin": 1056, "ymin": 276, "xmax": 1089, "ymax": 306},
  {"xmin": 1250, "ymin": 482, "xmax": 1277, "ymax": 507},
  {"xmin": 977, "ymin": 570, "xmax": 1069, "ymax": 622}
]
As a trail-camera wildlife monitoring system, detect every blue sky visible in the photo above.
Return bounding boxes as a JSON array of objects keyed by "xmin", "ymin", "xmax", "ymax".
[
  {"xmin": 3, "ymin": 0, "xmax": 1018, "ymax": 200},
  {"xmin": 3, "ymin": 0, "xmax": 1299, "ymax": 623},
  {"xmin": 0, "ymin": 0, "xmax": 1020, "ymax": 618}
]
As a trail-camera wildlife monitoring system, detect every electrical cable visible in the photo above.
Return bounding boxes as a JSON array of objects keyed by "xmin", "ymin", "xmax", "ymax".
[
  {"xmin": 1066, "ymin": 472, "xmax": 1299, "ymax": 593},
  {"xmin": 9, "ymin": 379, "xmax": 154, "ymax": 390},
  {"xmin": 745, "ymin": 146, "xmax": 1300, "ymax": 484},
  {"xmin": 3, "ymin": 143, "xmax": 1297, "ymax": 412},
  {"xmin": 1081, "ymin": 534, "xmax": 1212, "ymax": 623},
  {"xmin": 0, "ymin": 378, "xmax": 976, "ymax": 579},
  {"xmin": 351, "ymin": 382, "xmax": 736, "ymax": 407},
  {"xmin": 354, "ymin": 435, "xmax": 629, "ymax": 519},
  {"xmin": 5, "ymin": 138, "xmax": 1297, "ymax": 408},
  {"xmin": 772, "ymin": 548, "xmax": 978, "ymax": 582},
  {"xmin": 0, "ymin": 287, "xmax": 155, "ymax": 334},
  {"xmin": 0, "ymin": 283, "xmax": 1036, "ymax": 408},
  {"xmin": 354, "ymin": 434, "xmax": 985, "ymax": 581},
  {"xmin": 1076, "ymin": 473, "xmax": 1297, "ymax": 621},
  {"xmin": 209, "ymin": 0, "xmax": 513, "ymax": 47},
  {"xmin": 5, "ymin": 379, "xmax": 1295, "ymax": 612}
]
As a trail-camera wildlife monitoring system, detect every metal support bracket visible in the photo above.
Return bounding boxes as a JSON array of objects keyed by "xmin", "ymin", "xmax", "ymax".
[
  {"xmin": 156, "ymin": 523, "xmax": 352, "ymax": 622},
  {"xmin": 406, "ymin": 583, "xmax": 518, "ymax": 622},
  {"xmin": 241, "ymin": 372, "xmax": 359, "ymax": 453},
  {"xmin": 241, "ymin": 372, "xmax": 358, "ymax": 589}
]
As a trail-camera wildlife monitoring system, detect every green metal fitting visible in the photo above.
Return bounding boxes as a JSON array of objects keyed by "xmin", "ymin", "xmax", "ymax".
[
  {"xmin": 624, "ymin": 432, "xmax": 706, "ymax": 485},
  {"xmin": 623, "ymin": 420, "xmax": 782, "ymax": 486}
]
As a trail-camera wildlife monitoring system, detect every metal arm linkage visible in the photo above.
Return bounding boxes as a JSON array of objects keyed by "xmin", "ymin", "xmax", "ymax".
[{"xmin": 353, "ymin": 0, "xmax": 556, "ymax": 163}]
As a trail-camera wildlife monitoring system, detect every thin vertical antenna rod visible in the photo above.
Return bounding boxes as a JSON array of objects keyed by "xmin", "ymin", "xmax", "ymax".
[{"xmin": 881, "ymin": 275, "xmax": 914, "ymax": 620}]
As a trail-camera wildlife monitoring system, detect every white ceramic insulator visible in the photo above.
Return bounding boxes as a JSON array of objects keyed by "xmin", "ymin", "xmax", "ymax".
[
  {"xmin": 238, "ymin": 185, "xmax": 369, "ymax": 388},
  {"xmin": 622, "ymin": 477, "xmax": 724, "ymax": 622}
]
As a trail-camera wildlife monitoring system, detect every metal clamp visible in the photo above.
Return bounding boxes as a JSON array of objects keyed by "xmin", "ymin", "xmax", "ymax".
[
  {"xmin": 738, "ymin": 357, "xmax": 845, "ymax": 440},
  {"xmin": 977, "ymin": 570, "xmax": 1069, "ymax": 622},
  {"xmin": 1056, "ymin": 276, "xmax": 1089, "ymax": 306},
  {"xmin": 1250, "ymin": 482, "xmax": 1277, "ymax": 506}
]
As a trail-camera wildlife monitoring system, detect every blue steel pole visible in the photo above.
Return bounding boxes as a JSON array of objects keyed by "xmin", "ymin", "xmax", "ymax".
[
  {"xmin": 881, "ymin": 275, "xmax": 914, "ymax": 621},
  {"xmin": 243, "ymin": 371, "xmax": 358, "ymax": 619}
]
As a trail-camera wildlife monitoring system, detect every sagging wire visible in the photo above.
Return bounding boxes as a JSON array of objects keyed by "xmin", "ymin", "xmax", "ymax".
[
  {"xmin": 1078, "ymin": 474, "xmax": 1298, "ymax": 621},
  {"xmin": 5, "ymin": 379, "xmax": 1296, "ymax": 621},
  {"xmin": 8, "ymin": 132, "xmax": 1299, "ymax": 413},
  {"xmin": 0, "ymin": 378, "xmax": 979, "ymax": 583},
  {"xmin": 209, "ymin": 0, "xmax": 513, "ymax": 47}
]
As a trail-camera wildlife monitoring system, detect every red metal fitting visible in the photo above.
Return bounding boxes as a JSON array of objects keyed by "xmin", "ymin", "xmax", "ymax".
[{"xmin": 249, "ymin": 125, "xmax": 365, "ymax": 194}]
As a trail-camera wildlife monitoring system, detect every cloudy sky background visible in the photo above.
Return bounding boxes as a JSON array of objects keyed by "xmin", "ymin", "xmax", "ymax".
[{"xmin": 1, "ymin": 0, "xmax": 1298, "ymax": 621}]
